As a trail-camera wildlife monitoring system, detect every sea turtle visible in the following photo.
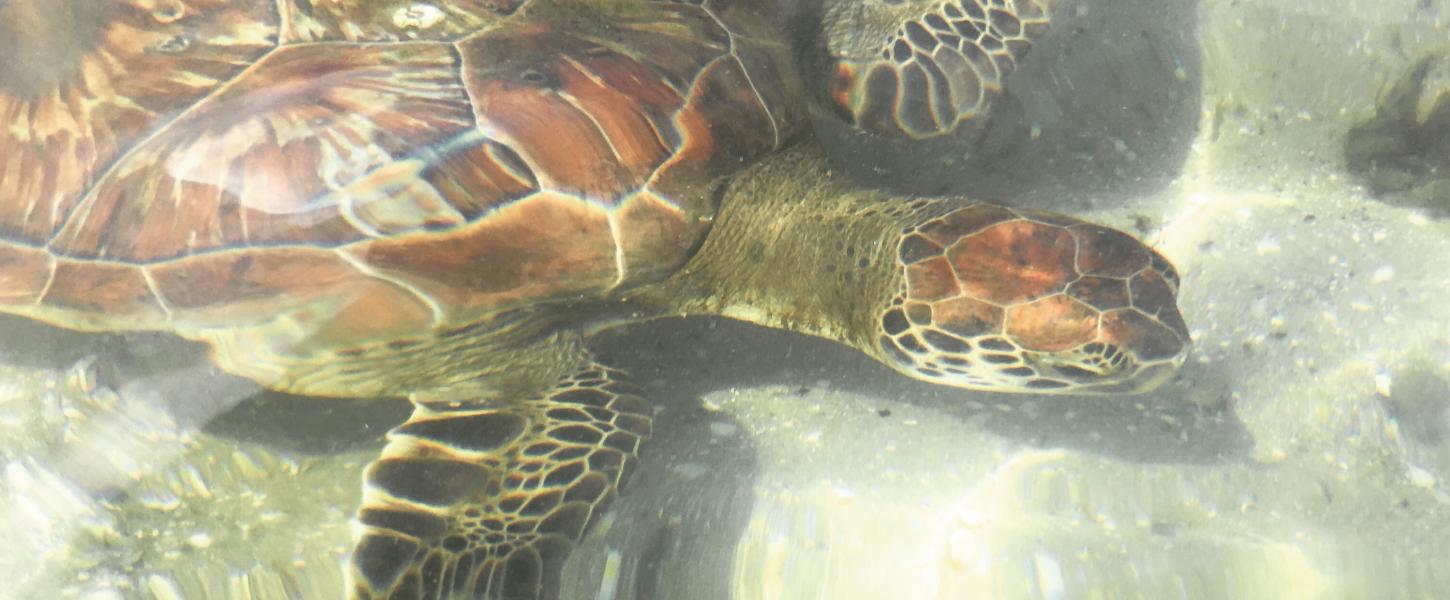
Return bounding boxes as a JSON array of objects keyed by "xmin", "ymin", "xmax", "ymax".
[{"xmin": 0, "ymin": 0, "xmax": 1190, "ymax": 598}]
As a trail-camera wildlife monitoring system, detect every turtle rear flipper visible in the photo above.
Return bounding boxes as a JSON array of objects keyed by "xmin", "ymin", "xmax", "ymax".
[{"xmin": 348, "ymin": 362, "xmax": 652, "ymax": 600}]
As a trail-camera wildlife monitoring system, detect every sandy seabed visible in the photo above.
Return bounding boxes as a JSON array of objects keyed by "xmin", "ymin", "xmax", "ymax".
[{"xmin": 2, "ymin": 1, "xmax": 1449, "ymax": 599}]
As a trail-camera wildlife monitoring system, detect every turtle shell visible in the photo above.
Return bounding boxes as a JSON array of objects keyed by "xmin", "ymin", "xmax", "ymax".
[{"xmin": 0, "ymin": 0, "xmax": 802, "ymax": 391}]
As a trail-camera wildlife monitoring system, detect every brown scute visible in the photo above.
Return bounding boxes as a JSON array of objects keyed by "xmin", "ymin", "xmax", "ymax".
[
  {"xmin": 933, "ymin": 49, "xmax": 982, "ymax": 115},
  {"xmin": 394, "ymin": 411, "xmax": 529, "ymax": 454},
  {"xmin": 898, "ymin": 233, "xmax": 944, "ymax": 264},
  {"xmin": 47, "ymin": 42, "xmax": 476, "ymax": 262},
  {"xmin": 896, "ymin": 61, "xmax": 940, "ymax": 134},
  {"xmin": 918, "ymin": 204, "xmax": 1017, "ymax": 248},
  {"xmin": 366, "ymin": 457, "xmax": 494, "ymax": 508},
  {"xmin": 462, "ymin": 51, "xmax": 662, "ymax": 203},
  {"xmin": 648, "ymin": 57, "xmax": 783, "ymax": 208},
  {"xmin": 0, "ymin": 1, "xmax": 106, "ymax": 97},
  {"xmin": 1006, "ymin": 294, "xmax": 1100, "ymax": 352},
  {"xmin": 298, "ymin": 281, "xmax": 440, "ymax": 354},
  {"xmin": 988, "ymin": 8, "xmax": 1024, "ymax": 37},
  {"xmin": 1129, "ymin": 270, "xmax": 1177, "ymax": 319},
  {"xmin": 42, "ymin": 260, "xmax": 165, "ymax": 323},
  {"xmin": 613, "ymin": 191, "xmax": 696, "ymax": 289},
  {"xmin": 951, "ymin": 220, "xmax": 1076, "ymax": 305},
  {"xmin": 277, "ymin": 0, "xmax": 513, "ymax": 44},
  {"xmin": 0, "ymin": 243, "xmax": 50, "ymax": 305},
  {"xmin": 1130, "ymin": 270, "xmax": 1191, "ymax": 339},
  {"xmin": 408, "ymin": 136, "xmax": 541, "ymax": 225},
  {"xmin": 930, "ymin": 296, "xmax": 1004, "ymax": 338},
  {"xmin": 1101, "ymin": 309, "xmax": 1183, "ymax": 362},
  {"xmin": 905, "ymin": 256, "xmax": 961, "ymax": 301},
  {"xmin": 552, "ymin": 52, "xmax": 681, "ymax": 177},
  {"xmin": 609, "ymin": 8, "xmax": 732, "ymax": 89},
  {"xmin": 922, "ymin": 50, "xmax": 968, "ymax": 125},
  {"xmin": 829, "ymin": 62, "xmax": 863, "ymax": 123},
  {"xmin": 1067, "ymin": 276, "xmax": 1132, "ymax": 310},
  {"xmin": 351, "ymin": 534, "xmax": 419, "ymax": 592},
  {"xmin": 854, "ymin": 65, "xmax": 902, "ymax": 134},
  {"xmin": 455, "ymin": 6, "xmax": 758, "ymax": 212},
  {"xmin": 344, "ymin": 160, "xmax": 469, "ymax": 235},
  {"xmin": 150, "ymin": 247, "xmax": 359, "ymax": 312},
  {"xmin": 353, "ymin": 192, "xmax": 619, "ymax": 315},
  {"xmin": 1072, "ymin": 223, "xmax": 1152, "ymax": 278},
  {"xmin": 151, "ymin": 248, "xmax": 439, "ymax": 348},
  {"xmin": 0, "ymin": 0, "xmax": 278, "ymax": 247},
  {"xmin": 358, "ymin": 507, "xmax": 449, "ymax": 541}
]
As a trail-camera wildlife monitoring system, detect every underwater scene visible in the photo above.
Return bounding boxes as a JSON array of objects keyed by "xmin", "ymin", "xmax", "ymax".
[{"xmin": 1, "ymin": 0, "xmax": 1449, "ymax": 598}]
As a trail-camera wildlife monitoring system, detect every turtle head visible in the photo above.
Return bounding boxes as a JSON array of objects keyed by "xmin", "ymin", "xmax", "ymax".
[{"xmin": 873, "ymin": 205, "xmax": 1190, "ymax": 395}]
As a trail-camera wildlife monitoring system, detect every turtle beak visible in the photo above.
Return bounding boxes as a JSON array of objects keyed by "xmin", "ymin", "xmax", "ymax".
[{"xmin": 1030, "ymin": 339, "xmax": 1189, "ymax": 395}]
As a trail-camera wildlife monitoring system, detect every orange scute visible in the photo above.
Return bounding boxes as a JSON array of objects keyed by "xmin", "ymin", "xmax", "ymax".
[
  {"xmin": 1066, "ymin": 276, "xmax": 1132, "ymax": 311},
  {"xmin": 905, "ymin": 256, "xmax": 960, "ymax": 301},
  {"xmin": 299, "ymin": 281, "xmax": 437, "ymax": 352},
  {"xmin": 930, "ymin": 296, "xmax": 1004, "ymax": 338},
  {"xmin": 1101, "ymin": 309, "xmax": 1184, "ymax": 361},
  {"xmin": 43, "ymin": 260, "xmax": 165, "ymax": 322},
  {"xmin": 1073, "ymin": 224, "xmax": 1152, "ymax": 278},
  {"xmin": 950, "ymin": 220, "xmax": 1077, "ymax": 306},
  {"xmin": 830, "ymin": 62, "xmax": 859, "ymax": 113},
  {"xmin": 150, "ymin": 248, "xmax": 364, "ymax": 325},
  {"xmin": 352, "ymin": 192, "xmax": 618, "ymax": 317},
  {"xmin": 0, "ymin": 243, "xmax": 50, "ymax": 304},
  {"xmin": 613, "ymin": 191, "xmax": 693, "ymax": 289},
  {"xmin": 1006, "ymin": 294, "xmax": 1101, "ymax": 352},
  {"xmin": 918, "ymin": 204, "xmax": 1017, "ymax": 248}
]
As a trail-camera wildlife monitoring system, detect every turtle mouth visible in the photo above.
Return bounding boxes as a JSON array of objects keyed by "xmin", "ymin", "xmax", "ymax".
[{"xmin": 1030, "ymin": 344, "xmax": 1187, "ymax": 394}]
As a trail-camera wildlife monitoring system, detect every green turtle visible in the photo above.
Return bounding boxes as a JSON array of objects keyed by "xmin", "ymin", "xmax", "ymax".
[{"xmin": 0, "ymin": 0, "xmax": 1189, "ymax": 597}]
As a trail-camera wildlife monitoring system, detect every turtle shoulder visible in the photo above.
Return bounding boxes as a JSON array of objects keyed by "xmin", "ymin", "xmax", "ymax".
[{"xmin": 0, "ymin": 0, "xmax": 802, "ymax": 357}]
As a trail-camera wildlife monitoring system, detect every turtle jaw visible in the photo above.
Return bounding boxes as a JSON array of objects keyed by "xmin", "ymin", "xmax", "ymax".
[
  {"xmin": 1026, "ymin": 341, "xmax": 1190, "ymax": 395},
  {"xmin": 872, "ymin": 335, "xmax": 1190, "ymax": 396}
]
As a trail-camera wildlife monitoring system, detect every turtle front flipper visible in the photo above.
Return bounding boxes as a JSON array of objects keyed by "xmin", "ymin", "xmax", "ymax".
[
  {"xmin": 347, "ymin": 361, "xmax": 652, "ymax": 600},
  {"xmin": 820, "ymin": 0, "xmax": 1057, "ymax": 138}
]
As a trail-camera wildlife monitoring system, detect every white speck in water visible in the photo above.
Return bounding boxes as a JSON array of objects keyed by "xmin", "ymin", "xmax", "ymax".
[
  {"xmin": 1374, "ymin": 370, "xmax": 1393, "ymax": 397},
  {"xmin": 954, "ymin": 509, "xmax": 988, "ymax": 528},
  {"xmin": 144, "ymin": 575, "xmax": 184, "ymax": 600},
  {"xmin": 1256, "ymin": 236, "xmax": 1281, "ymax": 255},
  {"xmin": 1370, "ymin": 265, "xmax": 1395, "ymax": 284},
  {"xmin": 1407, "ymin": 465, "xmax": 1437, "ymax": 489},
  {"xmin": 1033, "ymin": 550, "xmax": 1068, "ymax": 600},
  {"xmin": 231, "ymin": 450, "xmax": 267, "ymax": 480},
  {"xmin": 596, "ymin": 548, "xmax": 623, "ymax": 600},
  {"xmin": 393, "ymin": 3, "xmax": 446, "ymax": 30},
  {"xmin": 186, "ymin": 531, "xmax": 213, "ymax": 549},
  {"xmin": 947, "ymin": 530, "xmax": 990, "ymax": 571},
  {"xmin": 672, "ymin": 462, "xmax": 707, "ymax": 479},
  {"xmin": 1268, "ymin": 314, "xmax": 1287, "ymax": 334}
]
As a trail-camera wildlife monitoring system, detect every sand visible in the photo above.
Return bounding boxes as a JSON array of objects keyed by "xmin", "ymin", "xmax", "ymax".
[{"xmin": 2, "ymin": 0, "xmax": 1449, "ymax": 598}]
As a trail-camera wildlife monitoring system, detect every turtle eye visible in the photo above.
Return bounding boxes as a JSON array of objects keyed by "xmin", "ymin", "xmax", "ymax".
[{"xmin": 519, "ymin": 68, "xmax": 555, "ymax": 87}]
